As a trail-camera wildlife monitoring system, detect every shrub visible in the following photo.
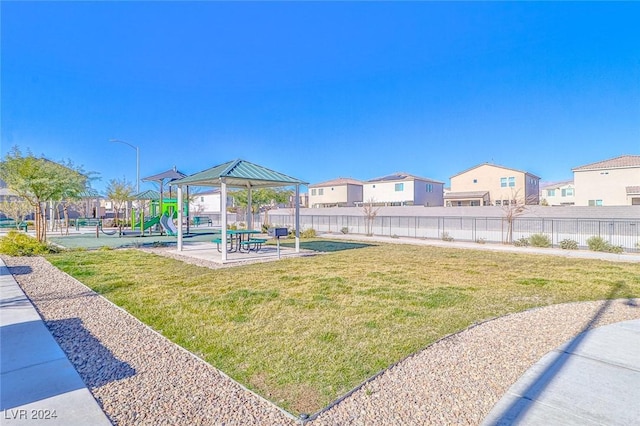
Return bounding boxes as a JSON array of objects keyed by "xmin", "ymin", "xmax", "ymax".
[
  {"xmin": 513, "ymin": 237, "xmax": 529, "ymax": 247},
  {"xmin": 341, "ymin": 227, "xmax": 349, "ymax": 234},
  {"xmin": 559, "ymin": 239, "xmax": 579, "ymax": 250},
  {"xmin": 262, "ymin": 223, "xmax": 270, "ymax": 233},
  {"xmin": 529, "ymin": 233, "xmax": 551, "ymax": 248},
  {"xmin": 301, "ymin": 228, "xmax": 317, "ymax": 239},
  {"xmin": 0, "ymin": 230, "xmax": 60, "ymax": 256},
  {"xmin": 475, "ymin": 238, "xmax": 486, "ymax": 244},
  {"xmin": 586, "ymin": 236, "xmax": 624, "ymax": 253},
  {"xmin": 441, "ymin": 232, "xmax": 454, "ymax": 242}
]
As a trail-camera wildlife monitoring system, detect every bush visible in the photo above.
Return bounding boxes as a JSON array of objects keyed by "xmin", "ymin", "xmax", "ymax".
[
  {"xmin": 559, "ymin": 239, "xmax": 579, "ymax": 250},
  {"xmin": 475, "ymin": 238, "xmax": 486, "ymax": 244},
  {"xmin": 262, "ymin": 223, "xmax": 270, "ymax": 233},
  {"xmin": 0, "ymin": 231, "xmax": 60, "ymax": 256},
  {"xmin": 513, "ymin": 237, "xmax": 529, "ymax": 247},
  {"xmin": 341, "ymin": 227, "xmax": 349, "ymax": 234},
  {"xmin": 586, "ymin": 236, "xmax": 623, "ymax": 253},
  {"xmin": 301, "ymin": 228, "xmax": 317, "ymax": 239},
  {"xmin": 441, "ymin": 232, "xmax": 454, "ymax": 242},
  {"xmin": 529, "ymin": 233, "xmax": 551, "ymax": 248}
]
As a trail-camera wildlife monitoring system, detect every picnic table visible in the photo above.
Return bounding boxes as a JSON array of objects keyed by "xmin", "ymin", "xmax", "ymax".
[{"xmin": 211, "ymin": 229, "xmax": 267, "ymax": 253}]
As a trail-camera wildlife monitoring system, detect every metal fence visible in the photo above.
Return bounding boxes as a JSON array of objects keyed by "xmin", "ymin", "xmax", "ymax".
[{"xmin": 266, "ymin": 213, "xmax": 640, "ymax": 253}]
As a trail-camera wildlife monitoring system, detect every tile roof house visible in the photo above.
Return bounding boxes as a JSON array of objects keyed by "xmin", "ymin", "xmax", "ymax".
[
  {"xmin": 362, "ymin": 173, "xmax": 444, "ymax": 207},
  {"xmin": 572, "ymin": 155, "xmax": 640, "ymax": 206},
  {"xmin": 308, "ymin": 177, "xmax": 364, "ymax": 208},
  {"xmin": 446, "ymin": 163, "xmax": 540, "ymax": 206},
  {"xmin": 540, "ymin": 180, "xmax": 575, "ymax": 206}
]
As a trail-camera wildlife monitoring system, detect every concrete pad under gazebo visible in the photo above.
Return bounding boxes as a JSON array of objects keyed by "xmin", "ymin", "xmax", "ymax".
[{"xmin": 172, "ymin": 159, "xmax": 307, "ymax": 263}]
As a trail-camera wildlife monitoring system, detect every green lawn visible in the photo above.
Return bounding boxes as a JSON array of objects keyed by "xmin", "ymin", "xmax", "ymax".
[{"xmin": 46, "ymin": 242, "xmax": 640, "ymax": 414}]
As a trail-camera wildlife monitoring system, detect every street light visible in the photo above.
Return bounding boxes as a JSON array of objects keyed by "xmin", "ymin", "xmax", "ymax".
[{"xmin": 110, "ymin": 139, "xmax": 140, "ymax": 195}]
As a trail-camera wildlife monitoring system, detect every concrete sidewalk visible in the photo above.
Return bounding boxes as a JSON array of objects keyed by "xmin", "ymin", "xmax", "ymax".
[
  {"xmin": 482, "ymin": 318, "xmax": 640, "ymax": 425},
  {"xmin": 0, "ymin": 259, "xmax": 111, "ymax": 425}
]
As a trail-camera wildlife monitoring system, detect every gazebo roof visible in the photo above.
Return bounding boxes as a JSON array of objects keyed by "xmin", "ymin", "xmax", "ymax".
[
  {"xmin": 133, "ymin": 189, "xmax": 161, "ymax": 200},
  {"xmin": 173, "ymin": 159, "xmax": 307, "ymax": 188}
]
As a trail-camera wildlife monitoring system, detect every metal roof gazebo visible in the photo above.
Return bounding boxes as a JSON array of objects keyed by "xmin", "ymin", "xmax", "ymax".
[{"xmin": 172, "ymin": 159, "xmax": 307, "ymax": 262}]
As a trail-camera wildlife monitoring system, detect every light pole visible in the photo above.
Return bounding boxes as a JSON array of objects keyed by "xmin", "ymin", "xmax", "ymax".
[{"xmin": 110, "ymin": 139, "xmax": 140, "ymax": 195}]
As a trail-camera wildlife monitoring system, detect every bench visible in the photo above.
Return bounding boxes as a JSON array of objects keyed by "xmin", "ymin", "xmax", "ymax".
[
  {"xmin": 239, "ymin": 238, "xmax": 268, "ymax": 252},
  {"xmin": 193, "ymin": 216, "xmax": 212, "ymax": 227},
  {"xmin": 75, "ymin": 218, "xmax": 101, "ymax": 227},
  {"xmin": 0, "ymin": 220, "xmax": 28, "ymax": 231}
]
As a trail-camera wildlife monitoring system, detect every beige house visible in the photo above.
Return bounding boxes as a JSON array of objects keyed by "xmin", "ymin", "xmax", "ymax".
[
  {"xmin": 309, "ymin": 178, "xmax": 363, "ymax": 208},
  {"xmin": 540, "ymin": 180, "xmax": 575, "ymax": 206},
  {"xmin": 572, "ymin": 155, "xmax": 640, "ymax": 206},
  {"xmin": 362, "ymin": 173, "xmax": 444, "ymax": 206},
  {"xmin": 446, "ymin": 163, "xmax": 540, "ymax": 206}
]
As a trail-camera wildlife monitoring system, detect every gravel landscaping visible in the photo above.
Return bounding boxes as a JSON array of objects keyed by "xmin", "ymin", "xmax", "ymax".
[{"xmin": 3, "ymin": 254, "xmax": 639, "ymax": 425}]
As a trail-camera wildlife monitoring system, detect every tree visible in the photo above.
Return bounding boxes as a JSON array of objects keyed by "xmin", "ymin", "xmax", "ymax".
[
  {"xmin": 363, "ymin": 198, "xmax": 379, "ymax": 236},
  {"xmin": 0, "ymin": 197, "xmax": 32, "ymax": 228},
  {"xmin": 500, "ymin": 189, "xmax": 536, "ymax": 244},
  {"xmin": 105, "ymin": 178, "xmax": 135, "ymax": 225},
  {"xmin": 0, "ymin": 147, "xmax": 89, "ymax": 241},
  {"xmin": 232, "ymin": 187, "xmax": 292, "ymax": 226}
]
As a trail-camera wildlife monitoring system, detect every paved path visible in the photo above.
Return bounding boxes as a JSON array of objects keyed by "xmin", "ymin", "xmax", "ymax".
[
  {"xmin": 0, "ymin": 259, "xmax": 112, "ymax": 425},
  {"xmin": 482, "ymin": 319, "xmax": 640, "ymax": 425}
]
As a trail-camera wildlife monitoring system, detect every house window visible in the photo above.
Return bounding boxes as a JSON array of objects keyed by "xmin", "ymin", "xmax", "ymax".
[
  {"xmin": 562, "ymin": 188, "xmax": 574, "ymax": 197},
  {"xmin": 508, "ymin": 177, "xmax": 515, "ymax": 187},
  {"xmin": 588, "ymin": 199, "xmax": 603, "ymax": 206},
  {"xmin": 503, "ymin": 200, "xmax": 510, "ymax": 206},
  {"xmin": 547, "ymin": 189, "xmax": 555, "ymax": 197},
  {"xmin": 426, "ymin": 184, "xmax": 433, "ymax": 192},
  {"xmin": 500, "ymin": 178, "xmax": 507, "ymax": 188},
  {"xmin": 473, "ymin": 179, "xmax": 477, "ymax": 183},
  {"xmin": 495, "ymin": 200, "xmax": 502, "ymax": 206},
  {"xmin": 200, "ymin": 197, "xmax": 204, "ymax": 202},
  {"xmin": 470, "ymin": 200, "xmax": 480, "ymax": 206},
  {"xmin": 395, "ymin": 183, "xmax": 404, "ymax": 191},
  {"xmin": 318, "ymin": 188, "xmax": 324, "ymax": 195},
  {"xmin": 311, "ymin": 189, "xmax": 316, "ymax": 196}
]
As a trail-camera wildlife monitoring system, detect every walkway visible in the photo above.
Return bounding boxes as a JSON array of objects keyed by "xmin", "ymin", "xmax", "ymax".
[
  {"xmin": 0, "ymin": 259, "xmax": 112, "ymax": 425},
  {"xmin": 482, "ymin": 319, "xmax": 640, "ymax": 425}
]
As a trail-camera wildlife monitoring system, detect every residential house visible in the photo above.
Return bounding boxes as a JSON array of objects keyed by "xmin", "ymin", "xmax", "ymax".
[
  {"xmin": 540, "ymin": 180, "xmax": 575, "ymax": 206},
  {"xmin": 309, "ymin": 178, "xmax": 363, "ymax": 208},
  {"xmin": 189, "ymin": 189, "xmax": 234, "ymax": 215},
  {"xmin": 572, "ymin": 155, "xmax": 640, "ymax": 206},
  {"xmin": 446, "ymin": 163, "xmax": 540, "ymax": 206},
  {"xmin": 362, "ymin": 173, "xmax": 444, "ymax": 206}
]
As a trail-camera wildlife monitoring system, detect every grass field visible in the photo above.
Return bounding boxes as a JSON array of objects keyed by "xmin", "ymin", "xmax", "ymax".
[{"xmin": 46, "ymin": 241, "xmax": 640, "ymax": 414}]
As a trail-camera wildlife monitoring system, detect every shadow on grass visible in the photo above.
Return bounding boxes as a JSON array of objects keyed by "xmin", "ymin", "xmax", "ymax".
[{"xmin": 277, "ymin": 240, "xmax": 375, "ymax": 252}]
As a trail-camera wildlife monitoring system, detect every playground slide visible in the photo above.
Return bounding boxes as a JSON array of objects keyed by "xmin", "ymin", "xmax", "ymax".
[
  {"xmin": 134, "ymin": 215, "xmax": 160, "ymax": 231},
  {"xmin": 160, "ymin": 214, "xmax": 178, "ymax": 236}
]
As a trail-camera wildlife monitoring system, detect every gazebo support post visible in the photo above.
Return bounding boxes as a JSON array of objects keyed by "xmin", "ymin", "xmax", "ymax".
[
  {"xmin": 177, "ymin": 185, "xmax": 183, "ymax": 251},
  {"xmin": 221, "ymin": 178, "xmax": 228, "ymax": 263},
  {"xmin": 295, "ymin": 184, "xmax": 300, "ymax": 253},
  {"xmin": 247, "ymin": 185, "xmax": 253, "ymax": 230}
]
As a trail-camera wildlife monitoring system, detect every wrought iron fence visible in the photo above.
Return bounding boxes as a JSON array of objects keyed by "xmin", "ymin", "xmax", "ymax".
[{"xmin": 266, "ymin": 213, "xmax": 640, "ymax": 253}]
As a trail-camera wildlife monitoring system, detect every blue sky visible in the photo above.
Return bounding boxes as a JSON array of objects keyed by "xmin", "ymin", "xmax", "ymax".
[{"xmin": 2, "ymin": 2, "xmax": 639, "ymax": 193}]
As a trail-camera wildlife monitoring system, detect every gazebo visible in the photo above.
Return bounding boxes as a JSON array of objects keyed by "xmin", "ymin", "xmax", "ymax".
[{"xmin": 172, "ymin": 159, "xmax": 307, "ymax": 262}]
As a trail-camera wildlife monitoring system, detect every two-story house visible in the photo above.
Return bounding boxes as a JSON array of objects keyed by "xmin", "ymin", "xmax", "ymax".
[
  {"xmin": 445, "ymin": 163, "xmax": 540, "ymax": 206},
  {"xmin": 308, "ymin": 178, "xmax": 363, "ymax": 208},
  {"xmin": 362, "ymin": 173, "xmax": 444, "ymax": 206},
  {"xmin": 572, "ymin": 155, "xmax": 640, "ymax": 206},
  {"xmin": 540, "ymin": 180, "xmax": 575, "ymax": 206}
]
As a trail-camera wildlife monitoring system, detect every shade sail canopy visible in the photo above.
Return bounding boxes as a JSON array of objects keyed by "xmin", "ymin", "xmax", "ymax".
[
  {"xmin": 142, "ymin": 168, "xmax": 187, "ymax": 183},
  {"xmin": 172, "ymin": 159, "xmax": 307, "ymax": 188}
]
